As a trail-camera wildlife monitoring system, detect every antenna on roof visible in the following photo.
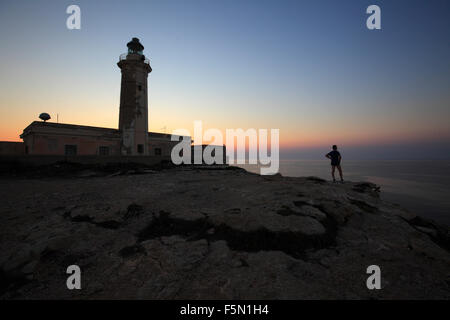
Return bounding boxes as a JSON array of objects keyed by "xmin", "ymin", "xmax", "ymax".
[{"xmin": 39, "ymin": 113, "xmax": 51, "ymax": 122}]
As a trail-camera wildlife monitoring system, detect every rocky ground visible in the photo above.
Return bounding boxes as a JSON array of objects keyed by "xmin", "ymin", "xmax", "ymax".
[{"xmin": 0, "ymin": 164, "xmax": 449, "ymax": 299}]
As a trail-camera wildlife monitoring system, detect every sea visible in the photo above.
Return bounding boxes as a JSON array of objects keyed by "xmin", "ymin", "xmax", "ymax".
[{"xmin": 236, "ymin": 160, "xmax": 450, "ymax": 227}]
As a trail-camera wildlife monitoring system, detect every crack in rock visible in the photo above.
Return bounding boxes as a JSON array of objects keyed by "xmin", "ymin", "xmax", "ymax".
[
  {"xmin": 64, "ymin": 212, "xmax": 121, "ymax": 230},
  {"xmin": 136, "ymin": 210, "xmax": 338, "ymax": 259}
]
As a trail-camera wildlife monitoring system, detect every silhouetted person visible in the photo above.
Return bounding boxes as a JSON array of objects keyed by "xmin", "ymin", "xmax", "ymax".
[{"xmin": 325, "ymin": 145, "xmax": 344, "ymax": 183}]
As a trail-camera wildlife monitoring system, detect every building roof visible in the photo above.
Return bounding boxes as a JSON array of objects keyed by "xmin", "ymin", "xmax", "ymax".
[
  {"xmin": 22, "ymin": 121, "xmax": 119, "ymax": 134},
  {"xmin": 20, "ymin": 121, "xmax": 119, "ymax": 139},
  {"xmin": 20, "ymin": 121, "xmax": 191, "ymax": 141}
]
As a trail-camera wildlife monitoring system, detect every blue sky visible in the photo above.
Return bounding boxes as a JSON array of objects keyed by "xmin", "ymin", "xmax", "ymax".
[{"xmin": 0, "ymin": 0, "xmax": 449, "ymax": 159}]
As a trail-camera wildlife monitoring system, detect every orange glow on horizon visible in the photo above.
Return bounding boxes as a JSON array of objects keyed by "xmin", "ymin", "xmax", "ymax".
[{"xmin": 1, "ymin": 117, "xmax": 449, "ymax": 149}]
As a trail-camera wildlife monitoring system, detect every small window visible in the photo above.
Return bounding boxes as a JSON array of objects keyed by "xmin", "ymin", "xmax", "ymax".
[
  {"xmin": 154, "ymin": 148, "xmax": 162, "ymax": 156},
  {"xmin": 65, "ymin": 145, "xmax": 77, "ymax": 156},
  {"xmin": 138, "ymin": 85, "xmax": 142, "ymax": 91},
  {"xmin": 137, "ymin": 144, "xmax": 144, "ymax": 154},
  {"xmin": 99, "ymin": 146, "xmax": 109, "ymax": 156}
]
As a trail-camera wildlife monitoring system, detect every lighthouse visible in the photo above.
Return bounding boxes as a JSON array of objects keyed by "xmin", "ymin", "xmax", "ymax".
[
  {"xmin": 19, "ymin": 38, "xmax": 191, "ymax": 158},
  {"xmin": 117, "ymin": 37, "xmax": 152, "ymax": 155}
]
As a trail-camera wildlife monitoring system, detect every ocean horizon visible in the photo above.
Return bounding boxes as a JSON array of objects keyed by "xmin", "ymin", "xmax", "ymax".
[{"xmin": 236, "ymin": 159, "xmax": 450, "ymax": 227}]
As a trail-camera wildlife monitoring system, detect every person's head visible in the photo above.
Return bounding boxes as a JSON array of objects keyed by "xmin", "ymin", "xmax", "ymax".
[{"xmin": 332, "ymin": 145, "xmax": 337, "ymax": 150}]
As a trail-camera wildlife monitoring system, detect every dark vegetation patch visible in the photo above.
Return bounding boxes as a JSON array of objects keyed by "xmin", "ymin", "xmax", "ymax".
[{"xmin": 124, "ymin": 203, "xmax": 144, "ymax": 220}]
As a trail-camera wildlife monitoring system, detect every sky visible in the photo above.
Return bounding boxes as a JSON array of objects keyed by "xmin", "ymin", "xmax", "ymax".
[{"xmin": 0, "ymin": 0, "xmax": 449, "ymax": 159}]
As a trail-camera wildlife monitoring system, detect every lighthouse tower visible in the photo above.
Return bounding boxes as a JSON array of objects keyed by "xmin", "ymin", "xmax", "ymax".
[{"xmin": 117, "ymin": 37, "xmax": 152, "ymax": 155}]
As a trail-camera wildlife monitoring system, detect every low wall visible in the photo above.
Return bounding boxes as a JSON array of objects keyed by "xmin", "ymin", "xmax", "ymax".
[
  {"xmin": 0, "ymin": 155, "xmax": 171, "ymax": 167},
  {"xmin": 0, "ymin": 142, "xmax": 25, "ymax": 155}
]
